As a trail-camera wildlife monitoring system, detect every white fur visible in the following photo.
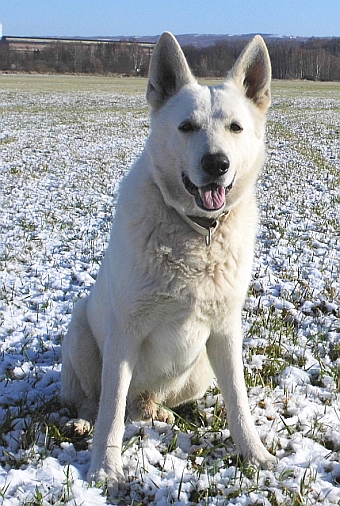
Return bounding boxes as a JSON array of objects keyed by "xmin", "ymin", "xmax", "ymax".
[{"xmin": 61, "ymin": 32, "xmax": 276, "ymax": 494}]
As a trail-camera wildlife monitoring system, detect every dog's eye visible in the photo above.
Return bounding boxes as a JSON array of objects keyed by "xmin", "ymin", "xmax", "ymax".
[
  {"xmin": 230, "ymin": 122, "xmax": 243, "ymax": 133},
  {"xmin": 178, "ymin": 121, "xmax": 196, "ymax": 133}
]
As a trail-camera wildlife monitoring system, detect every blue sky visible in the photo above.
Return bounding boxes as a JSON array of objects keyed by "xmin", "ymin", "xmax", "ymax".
[{"xmin": 1, "ymin": 0, "xmax": 339, "ymax": 38}]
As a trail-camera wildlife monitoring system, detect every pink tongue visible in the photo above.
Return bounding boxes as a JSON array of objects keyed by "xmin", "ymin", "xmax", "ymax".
[{"xmin": 200, "ymin": 186, "xmax": 226, "ymax": 210}]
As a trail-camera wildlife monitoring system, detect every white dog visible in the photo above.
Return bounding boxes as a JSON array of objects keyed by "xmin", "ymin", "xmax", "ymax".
[{"xmin": 61, "ymin": 32, "xmax": 276, "ymax": 493}]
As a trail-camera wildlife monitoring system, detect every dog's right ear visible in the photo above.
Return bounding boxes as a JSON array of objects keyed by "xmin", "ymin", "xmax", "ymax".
[
  {"xmin": 146, "ymin": 32, "xmax": 195, "ymax": 111},
  {"xmin": 227, "ymin": 35, "xmax": 271, "ymax": 113}
]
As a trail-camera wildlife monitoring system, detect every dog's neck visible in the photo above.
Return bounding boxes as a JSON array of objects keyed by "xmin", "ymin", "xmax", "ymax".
[{"xmin": 177, "ymin": 211, "xmax": 230, "ymax": 246}]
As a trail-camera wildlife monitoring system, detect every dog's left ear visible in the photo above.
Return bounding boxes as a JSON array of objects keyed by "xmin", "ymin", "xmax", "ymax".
[
  {"xmin": 147, "ymin": 32, "xmax": 196, "ymax": 110},
  {"xmin": 227, "ymin": 35, "xmax": 271, "ymax": 113}
]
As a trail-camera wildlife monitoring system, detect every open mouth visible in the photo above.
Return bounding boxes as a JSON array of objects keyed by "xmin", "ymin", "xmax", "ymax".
[{"xmin": 182, "ymin": 173, "xmax": 235, "ymax": 211}]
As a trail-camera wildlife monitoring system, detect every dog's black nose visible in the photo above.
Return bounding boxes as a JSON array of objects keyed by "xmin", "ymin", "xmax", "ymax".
[{"xmin": 201, "ymin": 153, "xmax": 230, "ymax": 177}]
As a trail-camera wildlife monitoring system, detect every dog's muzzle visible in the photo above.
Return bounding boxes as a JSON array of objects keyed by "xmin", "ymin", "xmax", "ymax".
[{"xmin": 182, "ymin": 172, "xmax": 235, "ymax": 211}]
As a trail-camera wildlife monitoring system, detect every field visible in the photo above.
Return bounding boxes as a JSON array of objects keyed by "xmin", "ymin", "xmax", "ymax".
[{"xmin": 0, "ymin": 74, "xmax": 339, "ymax": 505}]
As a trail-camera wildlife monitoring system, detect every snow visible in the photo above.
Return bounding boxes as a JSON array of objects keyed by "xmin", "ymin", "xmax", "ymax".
[{"xmin": 0, "ymin": 77, "xmax": 339, "ymax": 504}]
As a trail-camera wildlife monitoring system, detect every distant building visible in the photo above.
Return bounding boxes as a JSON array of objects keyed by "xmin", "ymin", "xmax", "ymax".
[
  {"xmin": 0, "ymin": 35, "xmax": 154, "ymax": 53},
  {"xmin": 0, "ymin": 32, "xmax": 154, "ymax": 75}
]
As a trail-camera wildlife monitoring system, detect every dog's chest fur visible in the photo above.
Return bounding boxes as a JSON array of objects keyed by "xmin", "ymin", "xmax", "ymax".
[
  {"xmin": 132, "ymin": 214, "xmax": 252, "ymax": 320},
  {"xmin": 154, "ymin": 233, "xmax": 238, "ymax": 300}
]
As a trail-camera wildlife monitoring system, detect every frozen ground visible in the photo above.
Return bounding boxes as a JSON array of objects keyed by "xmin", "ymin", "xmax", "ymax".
[{"xmin": 0, "ymin": 76, "xmax": 339, "ymax": 505}]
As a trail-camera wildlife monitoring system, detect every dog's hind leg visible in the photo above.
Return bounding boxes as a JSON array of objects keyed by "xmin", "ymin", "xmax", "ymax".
[
  {"xmin": 167, "ymin": 348, "xmax": 214, "ymax": 408},
  {"xmin": 126, "ymin": 349, "xmax": 213, "ymax": 424},
  {"xmin": 61, "ymin": 297, "xmax": 102, "ymax": 426}
]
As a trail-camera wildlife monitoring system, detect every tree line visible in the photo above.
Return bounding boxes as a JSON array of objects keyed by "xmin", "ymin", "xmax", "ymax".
[
  {"xmin": 0, "ymin": 40, "xmax": 151, "ymax": 76},
  {"xmin": 1, "ymin": 37, "xmax": 340, "ymax": 80},
  {"xmin": 183, "ymin": 37, "xmax": 340, "ymax": 81}
]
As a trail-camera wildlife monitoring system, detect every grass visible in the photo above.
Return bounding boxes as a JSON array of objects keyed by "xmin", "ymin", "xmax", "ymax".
[
  {"xmin": 0, "ymin": 75, "xmax": 339, "ymax": 505},
  {"xmin": 0, "ymin": 74, "xmax": 148, "ymax": 93},
  {"xmin": 1, "ymin": 73, "xmax": 340, "ymax": 92}
]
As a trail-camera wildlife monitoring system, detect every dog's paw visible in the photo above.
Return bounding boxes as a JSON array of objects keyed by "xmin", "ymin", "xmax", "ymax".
[
  {"xmin": 127, "ymin": 392, "xmax": 173, "ymax": 423},
  {"xmin": 127, "ymin": 391, "xmax": 156, "ymax": 421},
  {"xmin": 258, "ymin": 451, "xmax": 277, "ymax": 470},
  {"xmin": 127, "ymin": 392, "xmax": 175, "ymax": 424},
  {"xmin": 156, "ymin": 406, "xmax": 175, "ymax": 424},
  {"xmin": 246, "ymin": 448, "xmax": 277, "ymax": 470},
  {"xmin": 64, "ymin": 418, "xmax": 92, "ymax": 437},
  {"xmin": 235, "ymin": 434, "xmax": 277, "ymax": 471},
  {"xmin": 87, "ymin": 467, "xmax": 125, "ymax": 497}
]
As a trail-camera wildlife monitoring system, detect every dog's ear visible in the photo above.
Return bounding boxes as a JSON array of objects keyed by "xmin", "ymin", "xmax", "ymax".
[
  {"xmin": 146, "ymin": 32, "xmax": 195, "ymax": 110},
  {"xmin": 227, "ymin": 35, "xmax": 271, "ymax": 113}
]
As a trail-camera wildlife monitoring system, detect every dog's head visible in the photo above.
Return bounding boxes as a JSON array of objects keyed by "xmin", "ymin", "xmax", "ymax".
[{"xmin": 146, "ymin": 32, "xmax": 271, "ymax": 218}]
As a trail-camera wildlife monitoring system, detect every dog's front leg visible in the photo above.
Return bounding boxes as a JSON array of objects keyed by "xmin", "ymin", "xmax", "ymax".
[
  {"xmin": 207, "ymin": 320, "xmax": 276, "ymax": 469},
  {"xmin": 87, "ymin": 328, "xmax": 138, "ymax": 495}
]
